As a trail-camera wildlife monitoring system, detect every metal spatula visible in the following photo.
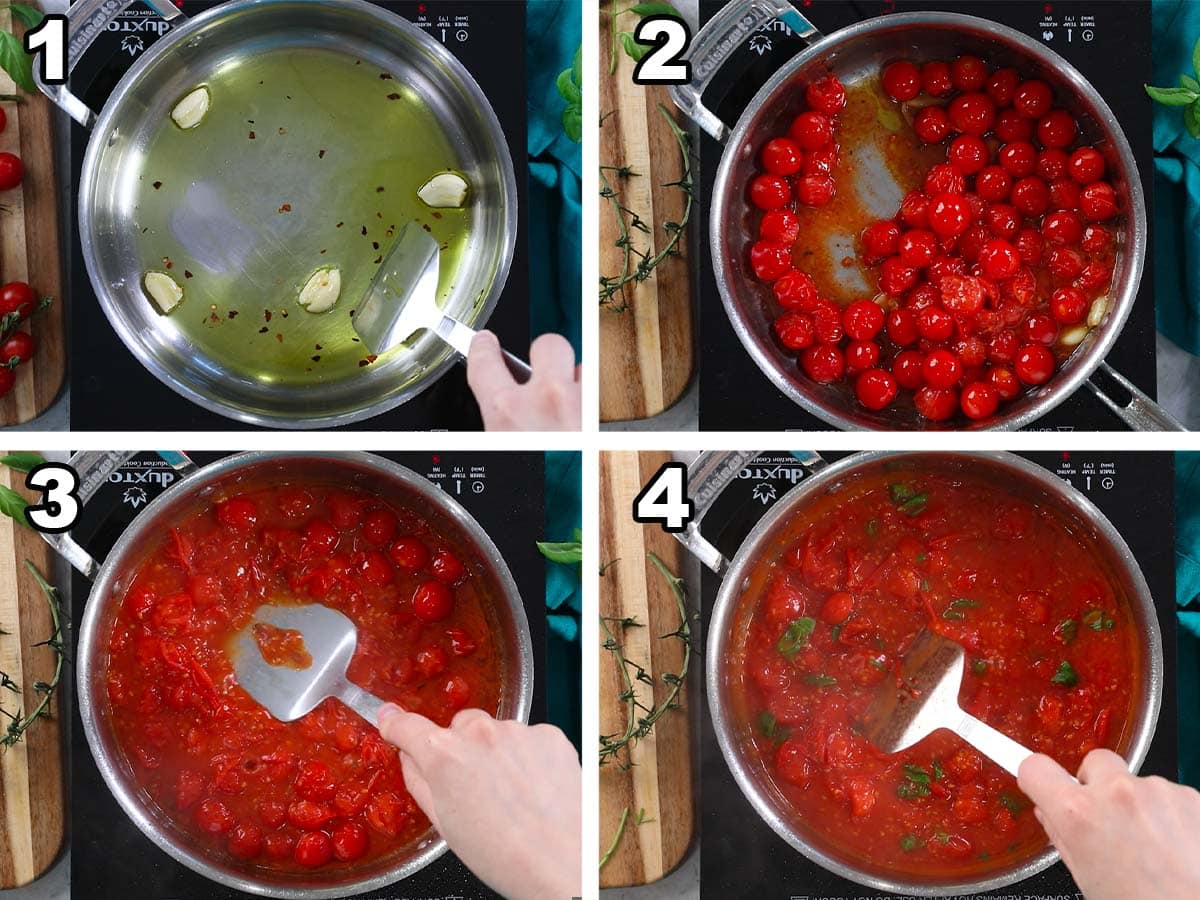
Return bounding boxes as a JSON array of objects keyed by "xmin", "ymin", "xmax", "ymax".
[
  {"xmin": 353, "ymin": 223, "xmax": 531, "ymax": 382},
  {"xmin": 228, "ymin": 603, "xmax": 386, "ymax": 726},
  {"xmin": 858, "ymin": 629, "xmax": 1036, "ymax": 778}
]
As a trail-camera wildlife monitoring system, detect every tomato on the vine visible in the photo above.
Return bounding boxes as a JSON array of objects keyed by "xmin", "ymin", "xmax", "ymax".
[
  {"xmin": 0, "ymin": 281, "xmax": 34, "ymax": 320},
  {"xmin": 0, "ymin": 153, "xmax": 22, "ymax": 191}
]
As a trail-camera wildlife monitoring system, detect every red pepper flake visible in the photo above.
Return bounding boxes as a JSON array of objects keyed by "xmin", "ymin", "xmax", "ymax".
[
  {"xmin": 249, "ymin": 131, "xmax": 256, "ymax": 139},
  {"xmin": 841, "ymin": 256, "xmax": 854, "ymax": 267},
  {"xmin": 259, "ymin": 326, "xmax": 269, "ymax": 334},
  {"xmin": 152, "ymin": 180, "xmax": 163, "ymax": 190},
  {"xmin": 373, "ymin": 254, "xmax": 383, "ymax": 264},
  {"xmin": 281, "ymin": 310, "xmax": 289, "ymax": 318},
  {"xmin": 372, "ymin": 241, "xmax": 380, "ymax": 250},
  {"xmin": 184, "ymin": 270, "xmax": 194, "ymax": 279},
  {"xmin": 276, "ymin": 333, "xmax": 283, "ymax": 342},
  {"xmin": 319, "ymin": 248, "xmax": 327, "ymax": 254},
  {"xmin": 227, "ymin": 310, "xmax": 238, "ymax": 320},
  {"xmin": 279, "ymin": 203, "xmax": 292, "ymax": 213},
  {"xmin": 264, "ymin": 309, "xmax": 273, "ymax": 322},
  {"xmin": 351, "ymin": 336, "xmax": 360, "ymax": 342},
  {"xmin": 385, "ymin": 227, "xmax": 394, "ymax": 237},
  {"xmin": 278, "ymin": 127, "xmax": 287, "ymax": 135},
  {"xmin": 314, "ymin": 344, "xmax": 323, "ymax": 350},
  {"xmin": 311, "ymin": 355, "xmax": 320, "ymax": 362},
  {"xmin": 336, "ymin": 222, "xmax": 344, "ymax": 229},
  {"xmin": 358, "ymin": 359, "xmax": 369, "ymax": 367},
  {"xmin": 432, "ymin": 211, "xmax": 443, "ymax": 219},
  {"xmin": 380, "ymin": 73, "xmax": 393, "ymax": 80},
  {"xmin": 361, "ymin": 225, "xmax": 368, "ymax": 236},
  {"xmin": 376, "ymin": 186, "xmax": 385, "ymax": 193},
  {"xmin": 318, "ymin": 149, "xmax": 326, "ymax": 159},
  {"xmin": 162, "ymin": 256, "xmax": 174, "ymax": 269},
  {"xmin": 387, "ymin": 93, "xmax": 401, "ymax": 101},
  {"xmin": 366, "ymin": 354, "xmax": 378, "ymax": 363},
  {"xmin": 421, "ymin": 223, "xmax": 432, "ymax": 232}
]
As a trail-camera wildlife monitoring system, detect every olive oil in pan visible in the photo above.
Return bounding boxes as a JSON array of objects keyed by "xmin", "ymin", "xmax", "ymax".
[
  {"xmin": 789, "ymin": 81, "xmax": 943, "ymax": 306},
  {"xmin": 131, "ymin": 47, "xmax": 471, "ymax": 386}
]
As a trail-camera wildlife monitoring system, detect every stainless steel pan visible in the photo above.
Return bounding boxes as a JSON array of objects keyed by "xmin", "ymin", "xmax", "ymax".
[
  {"xmin": 43, "ymin": 451, "xmax": 535, "ymax": 898},
  {"xmin": 669, "ymin": 1, "xmax": 1182, "ymax": 430},
  {"xmin": 673, "ymin": 450, "xmax": 1163, "ymax": 894},
  {"xmin": 39, "ymin": 0, "xmax": 518, "ymax": 428}
]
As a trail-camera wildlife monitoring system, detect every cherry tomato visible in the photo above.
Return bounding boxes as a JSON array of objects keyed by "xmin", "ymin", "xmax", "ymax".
[
  {"xmin": 1013, "ymin": 80, "xmax": 1054, "ymax": 119},
  {"xmin": 923, "ymin": 163, "xmax": 965, "ymax": 196},
  {"xmin": 1047, "ymin": 246, "xmax": 1086, "ymax": 281},
  {"xmin": 1050, "ymin": 287, "xmax": 1089, "ymax": 324},
  {"xmin": 951, "ymin": 54, "xmax": 988, "ymax": 91},
  {"xmin": 774, "ymin": 270, "xmax": 818, "ymax": 311},
  {"xmin": 228, "ymin": 823, "xmax": 264, "ymax": 861},
  {"xmin": 898, "ymin": 190, "xmax": 931, "ymax": 228},
  {"xmin": 264, "ymin": 833, "xmax": 295, "ymax": 860},
  {"xmin": 886, "ymin": 308, "xmax": 920, "ymax": 346},
  {"xmin": 773, "ymin": 312, "xmax": 815, "ymax": 350},
  {"xmin": 989, "ymin": 364, "xmax": 1022, "ymax": 400},
  {"xmin": 800, "ymin": 343, "xmax": 844, "ymax": 382},
  {"xmin": 892, "ymin": 350, "xmax": 925, "ymax": 389},
  {"xmin": 938, "ymin": 273, "xmax": 985, "ymax": 315},
  {"xmin": 1010, "ymin": 177, "xmax": 1051, "ymax": 217},
  {"xmin": 216, "ymin": 496, "xmax": 258, "ymax": 530},
  {"xmin": 795, "ymin": 173, "xmax": 835, "ymax": 206},
  {"xmin": 443, "ymin": 674, "xmax": 471, "ymax": 710},
  {"xmin": 412, "ymin": 580, "xmax": 454, "ymax": 622},
  {"xmin": 1069, "ymin": 147, "xmax": 1106, "ymax": 184},
  {"xmin": 332, "ymin": 822, "xmax": 369, "ymax": 862},
  {"xmin": 917, "ymin": 305, "xmax": 956, "ymax": 341},
  {"xmin": 1015, "ymin": 228, "xmax": 1044, "ymax": 266},
  {"xmin": 947, "ymin": 135, "xmax": 988, "ymax": 175},
  {"xmin": 195, "ymin": 799, "xmax": 235, "ymax": 834},
  {"xmin": 359, "ymin": 551, "xmax": 393, "ymax": 587},
  {"xmin": 362, "ymin": 509, "xmax": 398, "ymax": 545},
  {"xmin": 984, "ymin": 203, "xmax": 1020, "ymax": 239},
  {"xmin": 861, "ymin": 220, "xmax": 900, "ymax": 258},
  {"xmin": 0, "ymin": 281, "xmax": 34, "ymax": 320},
  {"xmin": 928, "ymin": 193, "xmax": 972, "ymax": 238},
  {"xmin": 844, "ymin": 339, "xmax": 879, "ymax": 375},
  {"xmin": 1041, "ymin": 210, "xmax": 1083, "ymax": 247},
  {"xmin": 0, "ymin": 330, "xmax": 34, "ymax": 365},
  {"xmin": 811, "ymin": 300, "xmax": 843, "ymax": 343},
  {"xmin": 0, "ymin": 153, "xmax": 23, "ymax": 191},
  {"xmin": 749, "ymin": 174, "xmax": 791, "ymax": 210},
  {"xmin": 760, "ymin": 209, "xmax": 800, "ymax": 244},
  {"xmin": 750, "ymin": 241, "xmax": 793, "ymax": 281},
  {"xmin": 898, "ymin": 229, "xmax": 938, "ymax": 268},
  {"xmin": 914, "ymin": 385, "xmax": 959, "ymax": 421},
  {"xmin": 881, "ymin": 60, "xmax": 921, "ymax": 101},
  {"xmin": 388, "ymin": 536, "xmax": 429, "ymax": 572},
  {"xmin": 913, "ymin": 61, "xmax": 949, "ymax": 97},
  {"xmin": 975, "ymin": 166, "xmax": 1012, "ymax": 202},
  {"xmin": 760, "ymin": 137, "xmax": 804, "ymax": 175},
  {"xmin": 879, "ymin": 256, "xmax": 919, "ymax": 295},
  {"xmin": 1050, "ymin": 177, "xmax": 1081, "ymax": 211},
  {"xmin": 842, "ymin": 299, "xmax": 885, "ymax": 340},
  {"xmin": 1081, "ymin": 224, "xmax": 1112, "ymax": 255},
  {"xmin": 923, "ymin": 348, "xmax": 963, "ymax": 389},
  {"xmin": 1021, "ymin": 312, "xmax": 1058, "ymax": 346},
  {"xmin": 447, "ymin": 627, "xmax": 478, "ymax": 657},
  {"xmin": 960, "ymin": 381, "xmax": 1000, "ymax": 420},
  {"xmin": 994, "ymin": 108, "xmax": 1035, "ymax": 142},
  {"xmin": 805, "ymin": 75, "xmax": 846, "ymax": 115},
  {"xmin": 855, "ymin": 368, "xmax": 897, "ymax": 411},
  {"xmin": 1080, "ymin": 182, "xmax": 1118, "ymax": 221},
  {"xmin": 788, "ymin": 111, "xmax": 834, "ymax": 150},
  {"xmin": 998, "ymin": 141, "xmax": 1037, "ymax": 177},
  {"xmin": 294, "ymin": 831, "xmax": 334, "ymax": 868},
  {"xmin": 820, "ymin": 591, "xmax": 855, "ymax": 624},
  {"xmin": 1037, "ymin": 109, "xmax": 1077, "ymax": 149},
  {"xmin": 978, "ymin": 239, "xmax": 1020, "ymax": 280},
  {"xmin": 1014, "ymin": 344, "xmax": 1055, "ymax": 385},
  {"xmin": 948, "ymin": 92, "xmax": 995, "ymax": 136},
  {"xmin": 913, "ymin": 106, "xmax": 951, "ymax": 144},
  {"xmin": 1036, "ymin": 148, "xmax": 1070, "ymax": 182},
  {"xmin": 294, "ymin": 760, "xmax": 337, "ymax": 802},
  {"xmin": 986, "ymin": 67, "xmax": 1021, "ymax": 107},
  {"xmin": 431, "ymin": 548, "xmax": 465, "ymax": 584},
  {"xmin": 302, "ymin": 518, "xmax": 338, "ymax": 555}
]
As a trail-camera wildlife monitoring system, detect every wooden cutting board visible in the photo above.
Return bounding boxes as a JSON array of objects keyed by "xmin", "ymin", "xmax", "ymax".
[
  {"xmin": 598, "ymin": 5, "xmax": 695, "ymax": 422},
  {"xmin": 599, "ymin": 451, "xmax": 695, "ymax": 886},
  {"xmin": 0, "ymin": 454, "xmax": 66, "ymax": 887},
  {"xmin": 0, "ymin": 6, "xmax": 66, "ymax": 426}
]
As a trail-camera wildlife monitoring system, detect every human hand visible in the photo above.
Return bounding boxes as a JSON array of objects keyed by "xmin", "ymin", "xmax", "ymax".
[
  {"xmin": 1018, "ymin": 750, "xmax": 1200, "ymax": 900},
  {"xmin": 467, "ymin": 331, "xmax": 581, "ymax": 431},
  {"xmin": 377, "ymin": 706, "xmax": 581, "ymax": 900}
]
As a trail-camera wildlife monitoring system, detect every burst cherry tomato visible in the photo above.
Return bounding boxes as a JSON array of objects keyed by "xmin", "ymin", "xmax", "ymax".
[
  {"xmin": 796, "ymin": 173, "xmax": 835, "ymax": 206},
  {"xmin": 789, "ymin": 111, "xmax": 834, "ymax": 150},
  {"xmin": 228, "ymin": 823, "xmax": 264, "ymax": 861},
  {"xmin": 412, "ymin": 581, "xmax": 454, "ymax": 622},
  {"xmin": 881, "ymin": 60, "xmax": 921, "ymax": 101},
  {"xmin": 800, "ymin": 343, "xmax": 844, "ymax": 382},
  {"xmin": 842, "ymin": 299, "xmax": 885, "ymax": 340},
  {"xmin": 750, "ymin": 241, "xmax": 793, "ymax": 281},
  {"xmin": 861, "ymin": 220, "xmax": 900, "ymax": 258},
  {"xmin": 805, "ymin": 75, "xmax": 846, "ymax": 115},
  {"xmin": 855, "ymin": 368, "xmax": 898, "ymax": 411},
  {"xmin": 216, "ymin": 496, "xmax": 258, "ymax": 530},
  {"xmin": 760, "ymin": 209, "xmax": 800, "ymax": 244},
  {"xmin": 749, "ymin": 174, "xmax": 791, "ymax": 210},
  {"xmin": 332, "ymin": 822, "xmax": 369, "ymax": 862},
  {"xmin": 774, "ymin": 270, "xmax": 818, "ymax": 310},
  {"xmin": 774, "ymin": 312, "xmax": 815, "ymax": 350}
]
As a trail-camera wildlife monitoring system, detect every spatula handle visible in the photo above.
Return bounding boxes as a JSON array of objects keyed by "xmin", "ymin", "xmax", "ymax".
[
  {"xmin": 952, "ymin": 712, "xmax": 1035, "ymax": 779},
  {"xmin": 340, "ymin": 683, "xmax": 387, "ymax": 729},
  {"xmin": 439, "ymin": 316, "xmax": 531, "ymax": 383}
]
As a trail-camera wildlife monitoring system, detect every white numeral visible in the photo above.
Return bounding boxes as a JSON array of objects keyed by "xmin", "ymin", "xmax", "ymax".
[
  {"xmin": 633, "ymin": 462, "xmax": 694, "ymax": 532},
  {"xmin": 633, "ymin": 16, "xmax": 692, "ymax": 86},
  {"xmin": 25, "ymin": 15, "xmax": 67, "ymax": 86},
  {"xmin": 25, "ymin": 463, "xmax": 80, "ymax": 533}
]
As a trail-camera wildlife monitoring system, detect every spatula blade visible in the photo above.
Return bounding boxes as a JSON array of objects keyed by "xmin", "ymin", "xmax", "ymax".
[
  {"xmin": 859, "ymin": 629, "xmax": 967, "ymax": 754},
  {"xmin": 352, "ymin": 222, "xmax": 441, "ymax": 355},
  {"xmin": 228, "ymin": 603, "xmax": 359, "ymax": 722}
]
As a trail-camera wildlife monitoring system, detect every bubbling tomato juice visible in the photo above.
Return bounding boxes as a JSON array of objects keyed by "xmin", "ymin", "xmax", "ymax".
[{"xmin": 102, "ymin": 479, "xmax": 503, "ymax": 872}]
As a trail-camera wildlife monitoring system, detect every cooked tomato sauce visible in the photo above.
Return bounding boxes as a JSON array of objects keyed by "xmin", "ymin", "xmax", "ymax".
[
  {"xmin": 104, "ymin": 482, "xmax": 502, "ymax": 872},
  {"xmin": 252, "ymin": 623, "xmax": 313, "ymax": 670},
  {"xmin": 733, "ymin": 459, "xmax": 1138, "ymax": 878}
]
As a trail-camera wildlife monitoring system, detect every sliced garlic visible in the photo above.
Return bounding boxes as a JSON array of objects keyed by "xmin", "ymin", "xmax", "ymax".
[
  {"xmin": 1059, "ymin": 325, "xmax": 1089, "ymax": 348},
  {"xmin": 1087, "ymin": 296, "xmax": 1109, "ymax": 328},
  {"xmin": 171, "ymin": 86, "xmax": 211, "ymax": 130},
  {"xmin": 417, "ymin": 171, "xmax": 470, "ymax": 208},
  {"xmin": 298, "ymin": 266, "xmax": 341, "ymax": 314},
  {"xmin": 144, "ymin": 271, "xmax": 183, "ymax": 314}
]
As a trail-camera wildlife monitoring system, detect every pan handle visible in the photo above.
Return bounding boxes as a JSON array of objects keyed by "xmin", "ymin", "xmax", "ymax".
[
  {"xmin": 671, "ymin": 450, "xmax": 827, "ymax": 575},
  {"xmin": 1086, "ymin": 362, "xmax": 1186, "ymax": 432},
  {"xmin": 34, "ymin": 0, "xmax": 187, "ymax": 128},
  {"xmin": 38, "ymin": 450, "xmax": 199, "ymax": 581},
  {"xmin": 668, "ymin": 0, "xmax": 821, "ymax": 143}
]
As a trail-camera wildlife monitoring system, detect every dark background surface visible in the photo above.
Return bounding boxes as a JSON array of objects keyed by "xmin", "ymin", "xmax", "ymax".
[
  {"xmin": 697, "ymin": 0, "xmax": 1156, "ymax": 431},
  {"xmin": 69, "ymin": 1, "xmax": 529, "ymax": 432},
  {"xmin": 697, "ymin": 450, "xmax": 1178, "ymax": 898},
  {"xmin": 70, "ymin": 450, "xmax": 547, "ymax": 899}
]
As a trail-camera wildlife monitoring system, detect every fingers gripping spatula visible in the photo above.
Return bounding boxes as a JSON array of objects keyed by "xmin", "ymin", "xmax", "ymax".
[
  {"xmin": 858, "ymin": 629, "xmax": 1040, "ymax": 778},
  {"xmin": 229, "ymin": 603, "xmax": 387, "ymax": 726},
  {"xmin": 353, "ymin": 222, "xmax": 532, "ymax": 382}
]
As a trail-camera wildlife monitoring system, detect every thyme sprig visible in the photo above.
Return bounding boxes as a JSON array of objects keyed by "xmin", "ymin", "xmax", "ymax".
[
  {"xmin": 599, "ymin": 104, "xmax": 693, "ymax": 311},
  {"xmin": 599, "ymin": 806, "xmax": 654, "ymax": 870},
  {"xmin": 0, "ymin": 560, "xmax": 65, "ymax": 748},
  {"xmin": 599, "ymin": 552, "xmax": 696, "ymax": 770}
]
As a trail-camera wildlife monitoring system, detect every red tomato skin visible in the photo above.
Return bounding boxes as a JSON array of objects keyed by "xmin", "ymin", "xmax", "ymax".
[
  {"xmin": 412, "ymin": 580, "xmax": 454, "ymax": 622},
  {"xmin": 0, "ymin": 153, "xmax": 22, "ymax": 191},
  {"xmin": 294, "ymin": 831, "xmax": 334, "ymax": 868}
]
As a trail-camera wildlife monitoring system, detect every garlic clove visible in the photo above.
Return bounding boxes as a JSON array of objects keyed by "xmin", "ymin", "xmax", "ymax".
[
  {"xmin": 1059, "ymin": 325, "xmax": 1089, "ymax": 348},
  {"xmin": 144, "ymin": 271, "xmax": 184, "ymax": 314},
  {"xmin": 417, "ymin": 171, "xmax": 470, "ymax": 208},
  {"xmin": 1087, "ymin": 296, "xmax": 1109, "ymax": 329},
  {"xmin": 171, "ymin": 86, "xmax": 211, "ymax": 130},
  {"xmin": 298, "ymin": 266, "xmax": 341, "ymax": 313}
]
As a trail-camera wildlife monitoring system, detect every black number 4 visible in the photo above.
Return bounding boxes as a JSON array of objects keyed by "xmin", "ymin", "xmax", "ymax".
[
  {"xmin": 632, "ymin": 15, "xmax": 692, "ymax": 86},
  {"xmin": 632, "ymin": 462, "xmax": 694, "ymax": 532}
]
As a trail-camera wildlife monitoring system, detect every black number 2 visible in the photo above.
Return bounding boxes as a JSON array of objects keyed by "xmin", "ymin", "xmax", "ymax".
[{"xmin": 632, "ymin": 16, "xmax": 692, "ymax": 86}]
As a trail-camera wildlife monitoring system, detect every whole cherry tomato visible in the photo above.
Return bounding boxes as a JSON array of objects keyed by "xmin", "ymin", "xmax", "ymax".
[
  {"xmin": 855, "ymin": 368, "xmax": 898, "ymax": 411},
  {"xmin": 0, "ymin": 281, "xmax": 34, "ymax": 320},
  {"xmin": 0, "ymin": 152, "xmax": 22, "ymax": 191},
  {"xmin": 0, "ymin": 330, "xmax": 34, "ymax": 365},
  {"xmin": 412, "ymin": 580, "xmax": 454, "ymax": 622},
  {"xmin": 881, "ymin": 60, "xmax": 921, "ymax": 101}
]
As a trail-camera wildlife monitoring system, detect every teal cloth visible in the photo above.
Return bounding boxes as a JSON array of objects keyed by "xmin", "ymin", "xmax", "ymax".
[
  {"xmin": 1153, "ymin": 0, "xmax": 1200, "ymax": 353},
  {"xmin": 527, "ymin": 0, "xmax": 582, "ymax": 354},
  {"xmin": 1174, "ymin": 454, "xmax": 1200, "ymax": 788},
  {"xmin": 544, "ymin": 451, "xmax": 582, "ymax": 749}
]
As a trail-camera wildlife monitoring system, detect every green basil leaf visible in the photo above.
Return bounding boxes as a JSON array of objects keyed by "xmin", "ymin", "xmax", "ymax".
[
  {"xmin": 1050, "ymin": 660, "xmax": 1078, "ymax": 687},
  {"xmin": 866, "ymin": 518, "xmax": 878, "ymax": 537},
  {"xmin": 1082, "ymin": 609, "xmax": 1114, "ymax": 631},
  {"xmin": 998, "ymin": 790, "xmax": 1027, "ymax": 815},
  {"xmin": 931, "ymin": 759, "xmax": 944, "ymax": 781},
  {"xmin": 0, "ymin": 31, "xmax": 34, "ymax": 93},
  {"xmin": 777, "ymin": 617, "xmax": 816, "ymax": 659},
  {"xmin": 7, "ymin": 4, "xmax": 43, "ymax": 28},
  {"xmin": 626, "ymin": 1, "xmax": 680, "ymax": 16},
  {"xmin": 1057, "ymin": 618, "xmax": 1078, "ymax": 644},
  {"xmin": 903, "ymin": 763, "xmax": 931, "ymax": 784},
  {"xmin": 941, "ymin": 608, "xmax": 965, "ymax": 621},
  {"xmin": 0, "ymin": 483, "xmax": 29, "ymax": 525},
  {"xmin": 572, "ymin": 46, "xmax": 581, "ymax": 88},
  {"xmin": 971, "ymin": 659, "xmax": 988, "ymax": 676},
  {"xmin": 900, "ymin": 493, "xmax": 928, "ymax": 516},
  {"xmin": 897, "ymin": 780, "xmax": 930, "ymax": 800},
  {"xmin": 1187, "ymin": 99, "xmax": 1200, "ymax": 140},
  {"xmin": 757, "ymin": 710, "xmax": 778, "ymax": 739},
  {"xmin": 536, "ymin": 540, "xmax": 582, "ymax": 565},
  {"xmin": 1193, "ymin": 35, "xmax": 1200, "ymax": 83},
  {"xmin": 556, "ymin": 67, "xmax": 580, "ymax": 105},
  {"xmin": 562, "ymin": 105, "xmax": 582, "ymax": 143},
  {"xmin": 0, "ymin": 452, "xmax": 45, "ymax": 473},
  {"xmin": 803, "ymin": 673, "xmax": 837, "ymax": 687},
  {"xmin": 1182, "ymin": 74, "xmax": 1200, "ymax": 93},
  {"xmin": 1144, "ymin": 84, "xmax": 1198, "ymax": 106},
  {"xmin": 899, "ymin": 833, "xmax": 923, "ymax": 852},
  {"xmin": 620, "ymin": 31, "xmax": 651, "ymax": 63},
  {"xmin": 889, "ymin": 482, "xmax": 916, "ymax": 503}
]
